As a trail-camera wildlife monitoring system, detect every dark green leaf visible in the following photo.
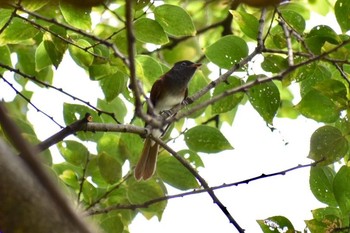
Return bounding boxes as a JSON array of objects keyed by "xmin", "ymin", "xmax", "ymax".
[
  {"xmin": 299, "ymin": 64, "xmax": 331, "ymax": 97},
  {"xmin": 257, "ymin": 216, "xmax": 295, "ymax": 232},
  {"xmin": 63, "ymin": 103, "xmax": 103, "ymax": 141},
  {"xmin": 230, "ymin": 10, "xmax": 259, "ymax": 40},
  {"xmin": 280, "ymin": 10, "xmax": 305, "ymax": 34},
  {"xmin": 154, "ymin": 4, "xmax": 195, "ymax": 37},
  {"xmin": 42, "ymin": 26, "xmax": 67, "ymax": 69},
  {"xmin": 100, "ymin": 214, "xmax": 124, "ymax": 233},
  {"xmin": 57, "ymin": 140, "xmax": 89, "ymax": 166},
  {"xmin": 247, "ymin": 76, "xmax": 280, "ymax": 124},
  {"xmin": 308, "ymin": 126, "xmax": 348, "ymax": 165},
  {"xmin": 59, "ymin": 2, "xmax": 91, "ymax": 30},
  {"xmin": 68, "ymin": 39, "xmax": 94, "ymax": 68},
  {"xmin": 0, "ymin": 45, "xmax": 12, "ymax": 74},
  {"xmin": 127, "ymin": 179, "xmax": 167, "ymax": 219},
  {"xmin": 296, "ymin": 89, "xmax": 339, "ymax": 123},
  {"xmin": 35, "ymin": 41, "xmax": 52, "ymax": 71},
  {"xmin": 184, "ymin": 125, "xmax": 233, "ymax": 153},
  {"xmin": 205, "ymin": 35, "xmax": 248, "ymax": 69},
  {"xmin": 334, "ymin": 166, "xmax": 350, "ymax": 215},
  {"xmin": 157, "ymin": 152, "xmax": 199, "ymax": 190},
  {"xmin": 98, "ymin": 152, "xmax": 122, "ymax": 184},
  {"xmin": 335, "ymin": 0, "xmax": 350, "ymax": 33},
  {"xmin": 212, "ymin": 76, "xmax": 244, "ymax": 114},
  {"xmin": 100, "ymin": 71, "xmax": 127, "ymax": 102},
  {"xmin": 134, "ymin": 18, "xmax": 169, "ymax": 45},
  {"xmin": 261, "ymin": 55, "xmax": 288, "ymax": 73},
  {"xmin": 309, "ymin": 166, "xmax": 337, "ymax": 206},
  {"xmin": 305, "ymin": 25, "xmax": 341, "ymax": 54}
]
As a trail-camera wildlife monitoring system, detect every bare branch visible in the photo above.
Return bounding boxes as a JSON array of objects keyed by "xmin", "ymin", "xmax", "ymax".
[{"xmin": 87, "ymin": 162, "xmax": 317, "ymax": 215}]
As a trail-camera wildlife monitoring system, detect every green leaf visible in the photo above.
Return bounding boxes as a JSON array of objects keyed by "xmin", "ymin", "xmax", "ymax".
[
  {"xmin": 0, "ymin": 18, "xmax": 39, "ymax": 46},
  {"xmin": 312, "ymin": 207, "xmax": 342, "ymax": 221},
  {"xmin": 100, "ymin": 214, "xmax": 124, "ymax": 233},
  {"xmin": 59, "ymin": 170, "xmax": 79, "ymax": 189},
  {"xmin": 57, "ymin": 140, "xmax": 89, "ymax": 166},
  {"xmin": 100, "ymin": 71, "xmax": 127, "ymax": 102},
  {"xmin": 187, "ymin": 72, "xmax": 211, "ymax": 118},
  {"xmin": 154, "ymin": 4, "xmax": 195, "ymax": 37},
  {"xmin": 0, "ymin": 45, "xmax": 12, "ymax": 74},
  {"xmin": 82, "ymin": 180, "xmax": 97, "ymax": 204},
  {"xmin": 335, "ymin": 0, "xmax": 350, "ymax": 33},
  {"xmin": 261, "ymin": 55, "xmax": 288, "ymax": 73},
  {"xmin": 68, "ymin": 39, "xmax": 94, "ymax": 68},
  {"xmin": 334, "ymin": 166, "xmax": 350, "ymax": 215},
  {"xmin": 313, "ymin": 79, "xmax": 347, "ymax": 109},
  {"xmin": 184, "ymin": 125, "xmax": 233, "ymax": 153},
  {"xmin": 134, "ymin": 18, "xmax": 169, "ymax": 45},
  {"xmin": 98, "ymin": 152, "xmax": 122, "ymax": 184},
  {"xmin": 280, "ymin": 10, "xmax": 305, "ymax": 34},
  {"xmin": 257, "ymin": 216, "xmax": 295, "ymax": 232},
  {"xmin": 136, "ymin": 55, "xmax": 163, "ymax": 90},
  {"xmin": 97, "ymin": 97, "xmax": 127, "ymax": 124},
  {"xmin": 299, "ymin": 64, "xmax": 331, "ymax": 96},
  {"xmin": 309, "ymin": 166, "xmax": 337, "ymax": 206},
  {"xmin": 127, "ymin": 179, "xmax": 167, "ymax": 220},
  {"xmin": 43, "ymin": 26, "xmax": 67, "ymax": 69},
  {"xmin": 305, "ymin": 215, "xmax": 342, "ymax": 232},
  {"xmin": 305, "ymin": 25, "xmax": 341, "ymax": 54},
  {"xmin": 89, "ymin": 63, "xmax": 119, "ymax": 80},
  {"xmin": 22, "ymin": 0, "xmax": 50, "ymax": 11},
  {"xmin": 308, "ymin": 126, "xmax": 348, "ymax": 165},
  {"xmin": 59, "ymin": 2, "xmax": 91, "ymax": 31},
  {"xmin": 212, "ymin": 76, "xmax": 244, "ymax": 114},
  {"xmin": 296, "ymin": 89, "xmax": 339, "ymax": 123},
  {"xmin": 35, "ymin": 41, "xmax": 52, "ymax": 71},
  {"xmin": 157, "ymin": 152, "xmax": 199, "ymax": 190},
  {"xmin": 230, "ymin": 10, "xmax": 259, "ymax": 40},
  {"xmin": 63, "ymin": 103, "xmax": 103, "ymax": 141},
  {"xmin": 205, "ymin": 35, "xmax": 248, "ymax": 69},
  {"xmin": 247, "ymin": 76, "xmax": 280, "ymax": 124}
]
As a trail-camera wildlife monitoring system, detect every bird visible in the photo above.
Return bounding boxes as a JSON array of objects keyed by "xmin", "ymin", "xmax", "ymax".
[{"xmin": 134, "ymin": 60, "xmax": 202, "ymax": 181}]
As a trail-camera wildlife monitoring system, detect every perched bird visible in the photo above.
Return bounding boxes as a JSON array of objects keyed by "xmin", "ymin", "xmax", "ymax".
[{"xmin": 134, "ymin": 60, "xmax": 202, "ymax": 180}]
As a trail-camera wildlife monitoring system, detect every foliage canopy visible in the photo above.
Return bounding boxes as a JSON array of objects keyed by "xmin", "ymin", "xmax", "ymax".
[{"xmin": 1, "ymin": 0, "xmax": 350, "ymax": 232}]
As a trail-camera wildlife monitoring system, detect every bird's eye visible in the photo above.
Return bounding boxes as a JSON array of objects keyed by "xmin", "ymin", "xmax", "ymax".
[{"xmin": 181, "ymin": 62, "xmax": 187, "ymax": 66}]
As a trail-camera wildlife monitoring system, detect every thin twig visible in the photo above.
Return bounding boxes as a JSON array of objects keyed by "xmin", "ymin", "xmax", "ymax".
[
  {"xmin": 0, "ymin": 75, "xmax": 64, "ymax": 128},
  {"xmin": 87, "ymin": 161, "xmax": 317, "ymax": 215},
  {"xmin": 0, "ymin": 62, "xmax": 121, "ymax": 124},
  {"xmin": 150, "ymin": 135, "xmax": 245, "ymax": 232},
  {"xmin": 167, "ymin": 38, "xmax": 350, "ymax": 123}
]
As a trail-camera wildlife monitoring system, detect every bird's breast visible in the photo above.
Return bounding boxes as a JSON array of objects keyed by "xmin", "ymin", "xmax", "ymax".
[{"xmin": 154, "ymin": 92, "xmax": 185, "ymax": 113}]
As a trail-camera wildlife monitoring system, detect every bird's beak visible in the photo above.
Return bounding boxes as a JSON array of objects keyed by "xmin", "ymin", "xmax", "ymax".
[{"xmin": 192, "ymin": 63, "xmax": 202, "ymax": 68}]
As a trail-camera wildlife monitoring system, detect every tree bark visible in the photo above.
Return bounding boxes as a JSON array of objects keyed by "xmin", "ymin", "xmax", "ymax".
[{"xmin": 0, "ymin": 139, "xmax": 99, "ymax": 233}]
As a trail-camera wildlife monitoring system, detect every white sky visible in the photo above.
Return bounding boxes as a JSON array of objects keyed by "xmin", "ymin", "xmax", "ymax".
[{"xmin": 0, "ymin": 8, "xmax": 341, "ymax": 233}]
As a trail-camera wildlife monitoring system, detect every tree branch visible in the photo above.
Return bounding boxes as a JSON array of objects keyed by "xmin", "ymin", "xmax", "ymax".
[{"xmin": 86, "ymin": 162, "xmax": 317, "ymax": 215}]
